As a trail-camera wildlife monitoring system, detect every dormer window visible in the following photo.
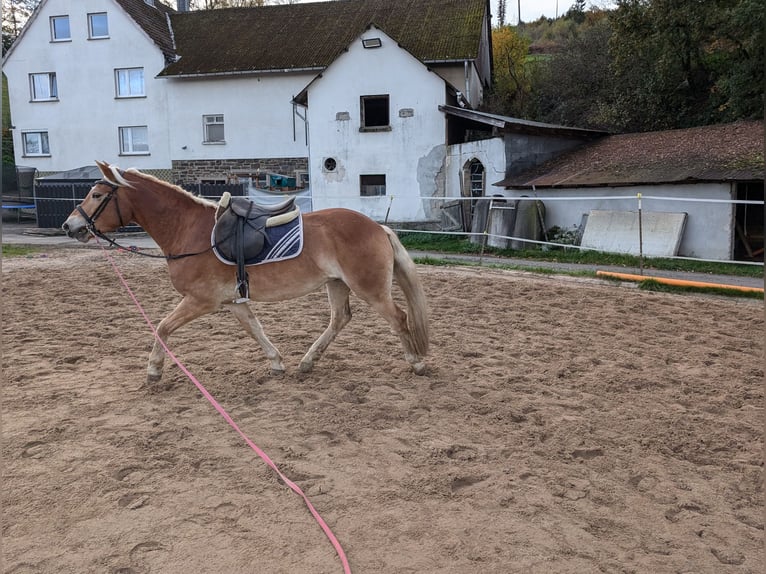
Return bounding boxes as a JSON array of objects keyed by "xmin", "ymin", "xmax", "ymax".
[
  {"xmin": 50, "ymin": 15, "xmax": 70, "ymax": 41},
  {"xmin": 88, "ymin": 13, "xmax": 109, "ymax": 39}
]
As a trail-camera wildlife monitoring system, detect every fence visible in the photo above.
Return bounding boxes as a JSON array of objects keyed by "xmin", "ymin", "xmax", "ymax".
[
  {"xmin": 21, "ymin": 182, "xmax": 765, "ymax": 266},
  {"xmin": 384, "ymin": 193, "xmax": 764, "ymax": 267}
]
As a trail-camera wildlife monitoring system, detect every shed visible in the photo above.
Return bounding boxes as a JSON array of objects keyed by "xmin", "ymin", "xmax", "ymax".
[{"xmin": 493, "ymin": 121, "xmax": 764, "ymax": 262}]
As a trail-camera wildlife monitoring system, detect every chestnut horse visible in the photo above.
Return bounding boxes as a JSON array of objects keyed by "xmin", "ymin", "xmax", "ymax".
[{"xmin": 62, "ymin": 161, "xmax": 429, "ymax": 381}]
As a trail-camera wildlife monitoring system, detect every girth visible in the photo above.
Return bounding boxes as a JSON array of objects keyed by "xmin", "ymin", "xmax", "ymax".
[{"xmin": 213, "ymin": 192, "xmax": 298, "ymax": 302}]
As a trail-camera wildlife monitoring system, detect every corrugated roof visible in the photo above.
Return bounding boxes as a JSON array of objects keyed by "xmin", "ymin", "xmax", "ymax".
[
  {"xmin": 495, "ymin": 121, "xmax": 765, "ymax": 188},
  {"xmin": 158, "ymin": 0, "xmax": 487, "ymax": 77},
  {"xmin": 115, "ymin": 0, "xmax": 177, "ymax": 63}
]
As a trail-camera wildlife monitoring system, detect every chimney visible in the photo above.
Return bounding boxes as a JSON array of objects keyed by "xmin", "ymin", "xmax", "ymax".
[{"xmin": 177, "ymin": 0, "xmax": 190, "ymax": 11}]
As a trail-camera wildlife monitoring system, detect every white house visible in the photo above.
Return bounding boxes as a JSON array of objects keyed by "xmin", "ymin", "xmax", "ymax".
[{"xmin": 3, "ymin": 0, "xmax": 494, "ymax": 223}]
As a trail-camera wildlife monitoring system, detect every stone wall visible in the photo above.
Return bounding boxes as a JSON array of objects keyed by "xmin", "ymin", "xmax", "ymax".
[{"xmin": 172, "ymin": 157, "xmax": 309, "ymax": 184}]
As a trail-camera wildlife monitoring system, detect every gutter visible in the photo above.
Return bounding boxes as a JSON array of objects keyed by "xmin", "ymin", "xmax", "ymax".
[{"xmin": 157, "ymin": 66, "xmax": 325, "ymax": 79}]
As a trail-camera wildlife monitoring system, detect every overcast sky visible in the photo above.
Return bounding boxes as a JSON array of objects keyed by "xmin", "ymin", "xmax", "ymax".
[{"xmin": 498, "ymin": 1, "xmax": 615, "ymax": 24}]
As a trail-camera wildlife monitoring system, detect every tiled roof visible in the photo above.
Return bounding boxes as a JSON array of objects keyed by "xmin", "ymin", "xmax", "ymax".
[
  {"xmin": 115, "ymin": 0, "xmax": 176, "ymax": 63},
  {"xmin": 158, "ymin": 0, "xmax": 487, "ymax": 77},
  {"xmin": 495, "ymin": 121, "xmax": 765, "ymax": 188}
]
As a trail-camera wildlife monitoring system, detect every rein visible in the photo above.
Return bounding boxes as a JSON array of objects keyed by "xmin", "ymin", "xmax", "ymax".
[{"xmin": 80, "ymin": 179, "xmax": 214, "ymax": 261}]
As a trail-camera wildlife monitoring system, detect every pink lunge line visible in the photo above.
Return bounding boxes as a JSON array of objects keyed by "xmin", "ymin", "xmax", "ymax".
[{"xmin": 99, "ymin": 243, "xmax": 351, "ymax": 574}]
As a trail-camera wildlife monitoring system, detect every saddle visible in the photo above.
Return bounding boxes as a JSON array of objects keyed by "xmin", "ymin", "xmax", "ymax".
[{"xmin": 213, "ymin": 192, "xmax": 298, "ymax": 302}]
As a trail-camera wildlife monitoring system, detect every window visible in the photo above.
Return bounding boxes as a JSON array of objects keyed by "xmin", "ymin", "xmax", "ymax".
[
  {"xmin": 360, "ymin": 174, "xmax": 386, "ymax": 197},
  {"xmin": 360, "ymin": 95, "xmax": 390, "ymax": 131},
  {"xmin": 22, "ymin": 131, "xmax": 50, "ymax": 156},
  {"xmin": 30, "ymin": 73, "xmax": 58, "ymax": 101},
  {"xmin": 88, "ymin": 13, "xmax": 109, "ymax": 38},
  {"xmin": 115, "ymin": 68, "xmax": 145, "ymax": 98},
  {"xmin": 203, "ymin": 115, "xmax": 225, "ymax": 143},
  {"xmin": 50, "ymin": 16, "xmax": 70, "ymax": 41},
  {"xmin": 119, "ymin": 126, "xmax": 149, "ymax": 155}
]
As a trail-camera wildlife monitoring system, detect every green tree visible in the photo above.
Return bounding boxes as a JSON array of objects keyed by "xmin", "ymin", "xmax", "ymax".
[
  {"xmin": 2, "ymin": 0, "xmax": 36, "ymax": 55},
  {"xmin": 532, "ymin": 12, "xmax": 614, "ymax": 129},
  {"xmin": 607, "ymin": 0, "xmax": 763, "ymax": 130}
]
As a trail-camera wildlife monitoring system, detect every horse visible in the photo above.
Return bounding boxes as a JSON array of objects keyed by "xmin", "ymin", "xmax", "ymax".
[{"xmin": 62, "ymin": 161, "xmax": 429, "ymax": 381}]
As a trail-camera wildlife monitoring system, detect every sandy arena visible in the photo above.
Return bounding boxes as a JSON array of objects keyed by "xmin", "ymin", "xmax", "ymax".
[{"xmin": 2, "ymin": 248, "xmax": 763, "ymax": 573}]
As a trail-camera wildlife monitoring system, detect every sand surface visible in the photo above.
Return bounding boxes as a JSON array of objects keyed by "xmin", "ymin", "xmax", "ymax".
[{"xmin": 2, "ymin": 249, "xmax": 763, "ymax": 573}]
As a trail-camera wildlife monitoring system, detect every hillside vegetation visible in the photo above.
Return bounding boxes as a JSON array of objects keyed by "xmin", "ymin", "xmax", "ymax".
[{"xmin": 487, "ymin": 0, "xmax": 764, "ymax": 132}]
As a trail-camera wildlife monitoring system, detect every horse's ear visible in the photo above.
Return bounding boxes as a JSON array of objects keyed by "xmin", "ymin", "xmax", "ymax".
[{"xmin": 95, "ymin": 160, "xmax": 110, "ymax": 176}]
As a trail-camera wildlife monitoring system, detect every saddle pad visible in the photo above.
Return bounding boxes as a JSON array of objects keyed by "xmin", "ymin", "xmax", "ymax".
[{"xmin": 212, "ymin": 212, "xmax": 304, "ymax": 266}]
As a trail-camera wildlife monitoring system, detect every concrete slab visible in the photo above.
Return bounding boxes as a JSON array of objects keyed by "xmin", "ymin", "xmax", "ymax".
[{"xmin": 580, "ymin": 209, "xmax": 687, "ymax": 257}]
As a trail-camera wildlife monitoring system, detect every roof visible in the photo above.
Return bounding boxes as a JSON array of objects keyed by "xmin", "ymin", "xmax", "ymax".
[
  {"xmin": 37, "ymin": 165, "xmax": 104, "ymax": 181},
  {"xmin": 114, "ymin": 0, "xmax": 176, "ymax": 64},
  {"xmin": 440, "ymin": 105, "xmax": 609, "ymax": 138},
  {"xmin": 495, "ymin": 121, "xmax": 765, "ymax": 189},
  {"xmin": 0, "ymin": 0, "xmax": 176, "ymax": 64},
  {"xmin": 158, "ymin": 0, "xmax": 487, "ymax": 77}
]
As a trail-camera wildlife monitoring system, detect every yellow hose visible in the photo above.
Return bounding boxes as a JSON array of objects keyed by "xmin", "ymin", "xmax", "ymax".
[{"xmin": 596, "ymin": 271, "xmax": 764, "ymax": 294}]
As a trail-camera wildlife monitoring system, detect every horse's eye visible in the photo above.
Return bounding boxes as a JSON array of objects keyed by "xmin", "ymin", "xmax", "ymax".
[{"xmin": 92, "ymin": 192, "xmax": 102, "ymax": 200}]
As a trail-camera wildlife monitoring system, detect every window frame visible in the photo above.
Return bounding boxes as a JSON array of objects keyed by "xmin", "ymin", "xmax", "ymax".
[
  {"xmin": 50, "ymin": 15, "xmax": 71, "ymax": 41},
  {"xmin": 114, "ymin": 68, "xmax": 145, "ymax": 98},
  {"xmin": 118, "ymin": 125, "xmax": 150, "ymax": 155},
  {"xmin": 22, "ymin": 131, "xmax": 51, "ymax": 157},
  {"xmin": 202, "ymin": 114, "xmax": 225, "ymax": 144},
  {"xmin": 88, "ymin": 12, "xmax": 109, "ymax": 39},
  {"xmin": 29, "ymin": 72, "xmax": 58, "ymax": 101},
  {"xmin": 360, "ymin": 174, "xmax": 386, "ymax": 197},
  {"xmin": 360, "ymin": 95, "xmax": 391, "ymax": 132}
]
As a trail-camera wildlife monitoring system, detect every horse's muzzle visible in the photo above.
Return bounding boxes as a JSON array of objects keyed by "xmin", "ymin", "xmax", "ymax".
[{"xmin": 62, "ymin": 216, "xmax": 91, "ymax": 243}]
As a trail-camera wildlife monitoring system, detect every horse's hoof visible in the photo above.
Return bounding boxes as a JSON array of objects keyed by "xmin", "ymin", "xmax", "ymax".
[
  {"xmin": 412, "ymin": 363, "xmax": 428, "ymax": 376},
  {"xmin": 147, "ymin": 373, "xmax": 162, "ymax": 384},
  {"xmin": 298, "ymin": 360, "xmax": 314, "ymax": 373},
  {"xmin": 270, "ymin": 368, "xmax": 286, "ymax": 377}
]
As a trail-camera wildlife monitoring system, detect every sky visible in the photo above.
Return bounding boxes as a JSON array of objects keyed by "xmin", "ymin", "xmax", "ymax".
[{"xmin": 497, "ymin": 1, "xmax": 614, "ymax": 25}]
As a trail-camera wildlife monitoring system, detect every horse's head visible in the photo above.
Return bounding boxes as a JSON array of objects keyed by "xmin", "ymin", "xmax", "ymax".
[{"xmin": 62, "ymin": 161, "xmax": 134, "ymax": 242}]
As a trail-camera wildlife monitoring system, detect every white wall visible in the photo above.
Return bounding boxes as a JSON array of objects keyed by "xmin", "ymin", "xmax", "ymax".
[
  {"xmin": 4, "ymin": 0, "xmax": 171, "ymax": 171},
  {"xmin": 305, "ymin": 27, "xmax": 448, "ymax": 222},
  {"xmin": 445, "ymin": 137, "xmax": 506, "ymax": 198},
  {"xmin": 164, "ymin": 73, "xmax": 310, "ymax": 160},
  {"xmin": 495, "ymin": 183, "xmax": 736, "ymax": 260}
]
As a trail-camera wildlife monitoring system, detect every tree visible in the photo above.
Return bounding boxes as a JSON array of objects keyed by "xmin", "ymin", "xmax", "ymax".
[
  {"xmin": 532, "ymin": 12, "xmax": 614, "ymax": 129},
  {"xmin": 607, "ymin": 0, "xmax": 763, "ymax": 130},
  {"xmin": 484, "ymin": 25, "xmax": 534, "ymax": 117},
  {"xmin": 2, "ymin": 0, "xmax": 36, "ymax": 55},
  {"xmin": 497, "ymin": 0, "xmax": 506, "ymax": 26}
]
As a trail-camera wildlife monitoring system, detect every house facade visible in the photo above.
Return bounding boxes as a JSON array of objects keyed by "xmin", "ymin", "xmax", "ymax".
[{"xmin": 3, "ymin": 0, "xmax": 493, "ymax": 222}]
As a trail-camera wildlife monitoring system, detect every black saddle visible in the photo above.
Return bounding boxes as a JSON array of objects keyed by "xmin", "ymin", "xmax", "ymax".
[{"xmin": 213, "ymin": 193, "xmax": 298, "ymax": 301}]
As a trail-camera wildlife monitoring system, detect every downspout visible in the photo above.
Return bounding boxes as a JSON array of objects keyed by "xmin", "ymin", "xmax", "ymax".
[{"xmin": 464, "ymin": 60, "xmax": 471, "ymax": 107}]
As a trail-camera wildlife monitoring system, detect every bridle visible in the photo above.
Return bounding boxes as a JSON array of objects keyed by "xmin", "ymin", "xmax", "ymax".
[
  {"xmin": 77, "ymin": 179, "xmax": 126, "ymax": 240},
  {"xmin": 75, "ymin": 177, "xmax": 213, "ymax": 260}
]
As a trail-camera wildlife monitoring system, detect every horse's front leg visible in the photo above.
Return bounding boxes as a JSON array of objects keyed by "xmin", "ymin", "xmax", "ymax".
[
  {"xmin": 147, "ymin": 296, "xmax": 218, "ymax": 383},
  {"xmin": 227, "ymin": 303, "xmax": 285, "ymax": 374}
]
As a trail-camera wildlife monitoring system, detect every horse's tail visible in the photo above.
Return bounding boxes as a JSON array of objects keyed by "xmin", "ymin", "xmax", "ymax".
[{"xmin": 383, "ymin": 226, "xmax": 430, "ymax": 357}]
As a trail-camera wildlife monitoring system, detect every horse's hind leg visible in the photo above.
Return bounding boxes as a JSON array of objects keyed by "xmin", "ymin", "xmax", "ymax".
[
  {"xmin": 227, "ymin": 303, "xmax": 285, "ymax": 374},
  {"xmin": 368, "ymin": 296, "xmax": 428, "ymax": 375},
  {"xmin": 148, "ymin": 296, "xmax": 218, "ymax": 383},
  {"xmin": 299, "ymin": 280, "xmax": 351, "ymax": 373}
]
